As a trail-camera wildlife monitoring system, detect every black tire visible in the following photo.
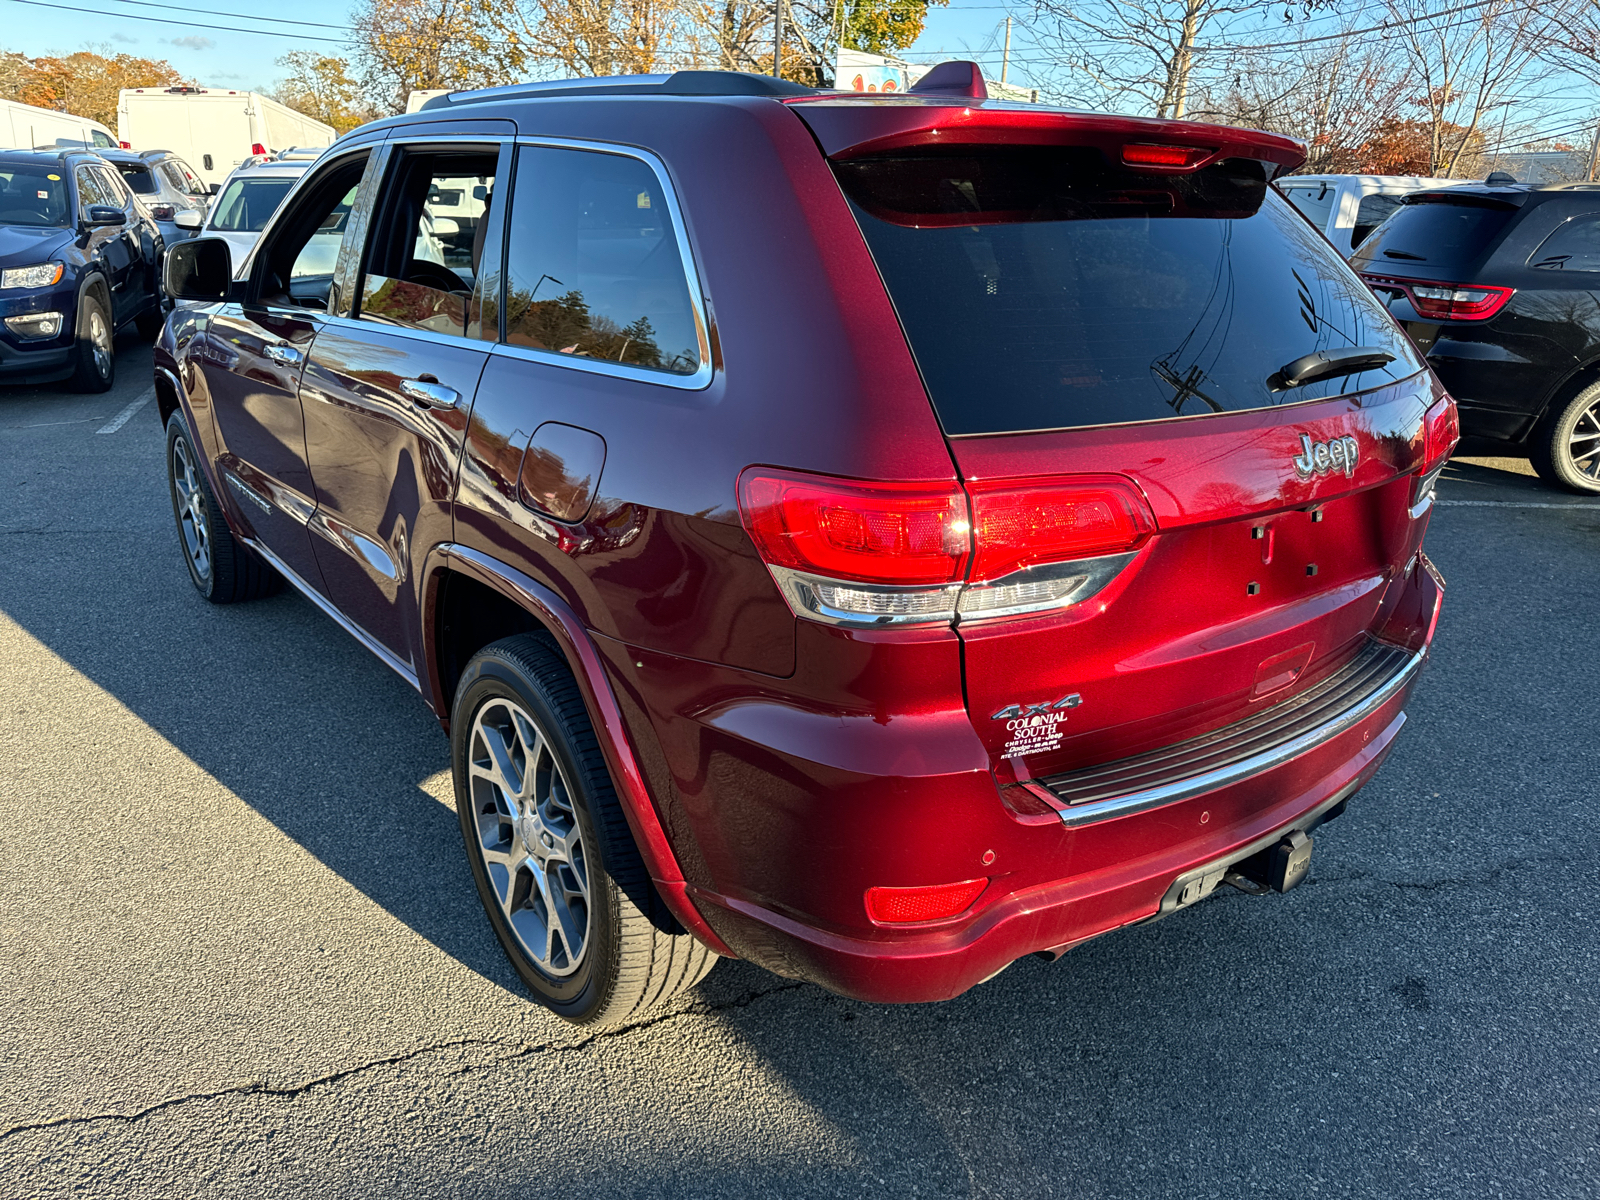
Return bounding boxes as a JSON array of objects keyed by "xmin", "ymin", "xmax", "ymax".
[
  {"xmin": 135, "ymin": 300, "xmax": 165, "ymax": 342},
  {"xmin": 68, "ymin": 287, "xmax": 115, "ymax": 393},
  {"xmin": 1529, "ymin": 380, "xmax": 1600, "ymax": 494},
  {"xmin": 164, "ymin": 411, "xmax": 280, "ymax": 603},
  {"xmin": 452, "ymin": 635, "xmax": 718, "ymax": 1025}
]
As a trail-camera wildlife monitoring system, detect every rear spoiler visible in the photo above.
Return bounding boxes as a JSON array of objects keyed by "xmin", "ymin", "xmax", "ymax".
[{"xmin": 786, "ymin": 99, "xmax": 1305, "ymax": 179}]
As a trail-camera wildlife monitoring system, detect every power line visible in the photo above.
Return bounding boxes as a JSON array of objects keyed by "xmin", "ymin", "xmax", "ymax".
[
  {"xmin": 99, "ymin": 0, "xmax": 355, "ymax": 32},
  {"xmin": 6, "ymin": 0, "xmax": 353, "ymax": 43}
]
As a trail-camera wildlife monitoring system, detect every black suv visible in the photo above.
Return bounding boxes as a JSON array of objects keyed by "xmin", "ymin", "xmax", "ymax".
[
  {"xmin": 1351, "ymin": 182, "xmax": 1600, "ymax": 492},
  {"xmin": 0, "ymin": 149, "xmax": 165, "ymax": 390}
]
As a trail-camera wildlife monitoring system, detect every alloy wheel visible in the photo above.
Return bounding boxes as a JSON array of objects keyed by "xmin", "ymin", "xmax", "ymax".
[
  {"xmin": 468, "ymin": 697, "xmax": 591, "ymax": 977},
  {"xmin": 89, "ymin": 308, "xmax": 111, "ymax": 379},
  {"xmin": 1567, "ymin": 396, "xmax": 1600, "ymax": 482},
  {"xmin": 170, "ymin": 434, "xmax": 212, "ymax": 583}
]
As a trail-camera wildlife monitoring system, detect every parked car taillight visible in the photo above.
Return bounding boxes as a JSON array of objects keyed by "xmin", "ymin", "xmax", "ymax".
[
  {"xmin": 150, "ymin": 204, "xmax": 175, "ymax": 221},
  {"xmin": 1411, "ymin": 395, "xmax": 1461, "ymax": 513},
  {"xmin": 738, "ymin": 468, "xmax": 1155, "ymax": 628},
  {"xmin": 1361, "ymin": 273, "xmax": 1514, "ymax": 321}
]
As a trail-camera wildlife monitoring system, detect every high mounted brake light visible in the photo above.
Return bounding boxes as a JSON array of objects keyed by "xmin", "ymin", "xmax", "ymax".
[
  {"xmin": 1122, "ymin": 143, "xmax": 1214, "ymax": 171},
  {"xmin": 738, "ymin": 468, "xmax": 1155, "ymax": 628}
]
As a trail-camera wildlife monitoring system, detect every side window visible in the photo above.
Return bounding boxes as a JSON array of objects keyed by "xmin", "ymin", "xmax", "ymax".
[
  {"xmin": 1353, "ymin": 193, "xmax": 1403, "ymax": 247},
  {"xmin": 1282, "ymin": 183, "xmax": 1336, "ymax": 230},
  {"xmin": 502, "ymin": 146, "xmax": 702, "ymax": 375},
  {"xmin": 357, "ymin": 147, "xmax": 498, "ymax": 338},
  {"xmin": 254, "ymin": 153, "xmax": 370, "ymax": 311},
  {"xmin": 93, "ymin": 130, "xmax": 116, "ymax": 149},
  {"xmin": 94, "ymin": 165, "xmax": 130, "ymax": 208},
  {"xmin": 169, "ymin": 159, "xmax": 207, "ymax": 196},
  {"xmin": 1530, "ymin": 214, "xmax": 1600, "ymax": 271},
  {"xmin": 75, "ymin": 167, "xmax": 108, "ymax": 216}
]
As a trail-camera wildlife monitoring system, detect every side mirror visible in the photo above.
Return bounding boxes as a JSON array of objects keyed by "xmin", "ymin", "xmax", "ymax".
[
  {"xmin": 174, "ymin": 209, "xmax": 204, "ymax": 231},
  {"xmin": 208, "ymin": 181, "xmax": 220, "ymax": 195},
  {"xmin": 165, "ymin": 236, "xmax": 233, "ymax": 301},
  {"xmin": 85, "ymin": 205, "xmax": 127, "ymax": 227}
]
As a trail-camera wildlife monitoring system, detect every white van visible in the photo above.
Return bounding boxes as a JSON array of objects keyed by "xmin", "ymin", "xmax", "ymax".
[
  {"xmin": 0, "ymin": 97, "xmax": 117, "ymax": 151},
  {"xmin": 1278, "ymin": 174, "xmax": 1470, "ymax": 257},
  {"xmin": 116, "ymin": 87, "xmax": 334, "ymax": 189},
  {"xmin": 405, "ymin": 90, "xmax": 451, "ymax": 114}
]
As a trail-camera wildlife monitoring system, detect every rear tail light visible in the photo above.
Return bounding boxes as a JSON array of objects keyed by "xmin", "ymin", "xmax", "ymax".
[
  {"xmin": 1360, "ymin": 273, "xmax": 1513, "ymax": 322},
  {"xmin": 150, "ymin": 204, "xmax": 175, "ymax": 220},
  {"xmin": 118, "ymin": 140, "xmax": 131, "ymax": 150},
  {"xmin": 1122, "ymin": 143, "xmax": 1213, "ymax": 170},
  {"xmin": 865, "ymin": 878, "xmax": 987, "ymax": 924},
  {"xmin": 738, "ymin": 468, "xmax": 1155, "ymax": 628},
  {"xmin": 251, "ymin": 142, "xmax": 267, "ymax": 156},
  {"xmin": 1411, "ymin": 395, "xmax": 1461, "ymax": 515}
]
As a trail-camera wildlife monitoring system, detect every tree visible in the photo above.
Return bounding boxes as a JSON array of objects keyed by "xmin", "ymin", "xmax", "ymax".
[
  {"xmin": 275, "ymin": 52, "xmax": 377, "ymax": 136},
  {"xmin": 840, "ymin": 0, "xmax": 948, "ymax": 57},
  {"xmin": 352, "ymin": 0, "xmax": 528, "ymax": 114},
  {"xmin": 1385, "ymin": 0, "xmax": 1574, "ymax": 176},
  {"xmin": 1028, "ymin": 0, "xmax": 1281, "ymax": 118},
  {"xmin": 518, "ymin": 0, "xmax": 688, "ymax": 76},
  {"xmin": 10, "ymin": 47, "xmax": 182, "ymax": 128}
]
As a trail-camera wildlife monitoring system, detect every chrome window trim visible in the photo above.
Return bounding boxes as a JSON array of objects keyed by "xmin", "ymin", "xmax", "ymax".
[
  {"xmin": 487, "ymin": 136, "xmax": 714, "ymax": 392},
  {"xmin": 1050, "ymin": 644, "xmax": 1426, "ymax": 829}
]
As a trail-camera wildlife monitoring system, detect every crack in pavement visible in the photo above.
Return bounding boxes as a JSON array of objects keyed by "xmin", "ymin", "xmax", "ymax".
[{"xmin": 0, "ymin": 980, "xmax": 808, "ymax": 1143}]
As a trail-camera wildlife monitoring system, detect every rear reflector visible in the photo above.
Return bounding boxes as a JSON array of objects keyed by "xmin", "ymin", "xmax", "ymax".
[
  {"xmin": 1122, "ymin": 143, "xmax": 1213, "ymax": 170},
  {"xmin": 865, "ymin": 878, "xmax": 987, "ymax": 923}
]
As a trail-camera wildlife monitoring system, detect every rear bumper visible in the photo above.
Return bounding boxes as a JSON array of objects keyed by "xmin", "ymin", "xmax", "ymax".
[{"xmin": 685, "ymin": 559, "xmax": 1444, "ymax": 1004}]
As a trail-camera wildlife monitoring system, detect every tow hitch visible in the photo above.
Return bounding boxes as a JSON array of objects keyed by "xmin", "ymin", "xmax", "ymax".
[{"xmin": 1225, "ymin": 830, "xmax": 1314, "ymax": 895}]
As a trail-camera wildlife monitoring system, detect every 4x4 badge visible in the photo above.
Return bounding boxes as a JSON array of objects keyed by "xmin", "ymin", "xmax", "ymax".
[
  {"xmin": 991, "ymin": 694, "xmax": 1081, "ymax": 721},
  {"xmin": 1293, "ymin": 433, "xmax": 1360, "ymax": 479}
]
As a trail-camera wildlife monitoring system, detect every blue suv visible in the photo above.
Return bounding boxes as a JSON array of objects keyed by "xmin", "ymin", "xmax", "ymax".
[{"xmin": 0, "ymin": 148, "xmax": 164, "ymax": 391}]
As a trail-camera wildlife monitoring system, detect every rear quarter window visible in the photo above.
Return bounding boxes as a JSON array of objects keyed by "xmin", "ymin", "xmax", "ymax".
[
  {"xmin": 1528, "ymin": 212, "xmax": 1600, "ymax": 272},
  {"xmin": 838, "ymin": 148, "xmax": 1422, "ymax": 436},
  {"xmin": 1281, "ymin": 182, "xmax": 1337, "ymax": 229}
]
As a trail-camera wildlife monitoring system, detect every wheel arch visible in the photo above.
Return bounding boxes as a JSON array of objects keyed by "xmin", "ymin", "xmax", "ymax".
[
  {"xmin": 1531, "ymin": 356, "xmax": 1600, "ymax": 436},
  {"xmin": 74, "ymin": 269, "xmax": 111, "ymax": 331},
  {"xmin": 420, "ymin": 543, "xmax": 735, "ymax": 958}
]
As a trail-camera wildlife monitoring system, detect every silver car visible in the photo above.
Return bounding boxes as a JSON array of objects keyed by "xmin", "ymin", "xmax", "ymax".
[{"xmin": 97, "ymin": 148, "xmax": 212, "ymax": 248}]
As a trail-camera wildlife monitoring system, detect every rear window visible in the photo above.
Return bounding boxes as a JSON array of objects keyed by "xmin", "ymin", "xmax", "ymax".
[
  {"xmin": 115, "ymin": 163, "xmax": 157, "ymax": 194},
  {"xmin": 209, "ymin": 176, "xmax": 295, "ymax": 232},
  {"xmin": 1355, "ymin": 196, "xmax": 1516, "ymax": 271},
  {"xmin": 837, "ymin": 148, "xmax": 1420, "ymax": 436}
]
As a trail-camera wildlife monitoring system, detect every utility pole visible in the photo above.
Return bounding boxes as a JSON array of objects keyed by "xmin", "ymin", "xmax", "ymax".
[
  {"xmin": 1002, "ymin": 16, "xmax": 1012, "ymax": 85},
  {"xmin": 773, "ymin": 0, "xmax": 784, "ymax": 78}
]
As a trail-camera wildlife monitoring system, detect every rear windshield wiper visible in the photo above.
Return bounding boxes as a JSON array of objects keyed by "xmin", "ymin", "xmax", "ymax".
[
  {"xmin": 1382, "ymin": 249, "xmax": 1426, "ymax": 260},
  {"xmin": 1268, "ymin": 346, "xmax": 1395, "ymax": 392}
]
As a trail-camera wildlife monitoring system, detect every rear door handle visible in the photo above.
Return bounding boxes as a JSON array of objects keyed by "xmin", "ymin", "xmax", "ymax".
[
  {"xmin": 399, "ymin": 377, "xmax": 461, "ymax": 410},
  {"xmin": 265, "ymin": 343, "xmax": 303, "ymax": 366}
]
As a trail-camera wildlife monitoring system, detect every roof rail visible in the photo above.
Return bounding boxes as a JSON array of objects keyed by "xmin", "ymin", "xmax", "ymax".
[{"xmin": 425, "ymin": 70, "xmax": 817, "ymax": 110}]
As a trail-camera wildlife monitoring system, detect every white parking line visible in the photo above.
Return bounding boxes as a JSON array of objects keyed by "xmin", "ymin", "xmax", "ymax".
[
  {"xmin": 1437, "ymin": 500, "xmax": 1600, "ymax": 509},
  {"xmin": 95, "ymin": 388, "xmax": 156, "ymax": 436}
]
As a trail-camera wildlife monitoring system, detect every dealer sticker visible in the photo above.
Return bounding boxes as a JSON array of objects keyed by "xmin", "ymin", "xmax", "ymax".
[{"xmin": 993, "ymin": 693, "xmax": 1081, "ymax": 759}]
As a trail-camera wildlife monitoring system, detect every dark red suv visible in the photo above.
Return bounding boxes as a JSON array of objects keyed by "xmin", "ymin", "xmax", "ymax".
[{"xmin": 156, "ymin": 65, "xmax": 1453, "ymax": 1024}]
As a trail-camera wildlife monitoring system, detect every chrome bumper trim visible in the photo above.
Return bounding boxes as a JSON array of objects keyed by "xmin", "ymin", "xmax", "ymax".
[{"xmin": 1044, "ymin": 643, "xmax": 1425, "ymax": 829}]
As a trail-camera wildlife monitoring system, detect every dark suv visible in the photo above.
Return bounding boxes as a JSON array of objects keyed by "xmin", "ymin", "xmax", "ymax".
[
  {"xmin": 1351, "ymin": 182, "xmax": 1600, "ymax": 491},
  {"xmin": 0, "ymin": 149, "xmax": 164, "ymax": 390},
  {"xmin": 156, "ymin": 65, "xmax": 1453, "ymax": 1024}
]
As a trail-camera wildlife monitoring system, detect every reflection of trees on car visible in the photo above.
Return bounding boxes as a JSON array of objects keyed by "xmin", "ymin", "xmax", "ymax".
[{"xmin": 506, "ymin": 286, "xmax": 693, "ymax": 371}]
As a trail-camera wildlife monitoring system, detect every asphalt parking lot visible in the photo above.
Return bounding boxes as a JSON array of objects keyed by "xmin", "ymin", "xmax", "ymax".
[{"xmin": 2, "ymin": 339, "xmax": 1597, "ymax": 1199}]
